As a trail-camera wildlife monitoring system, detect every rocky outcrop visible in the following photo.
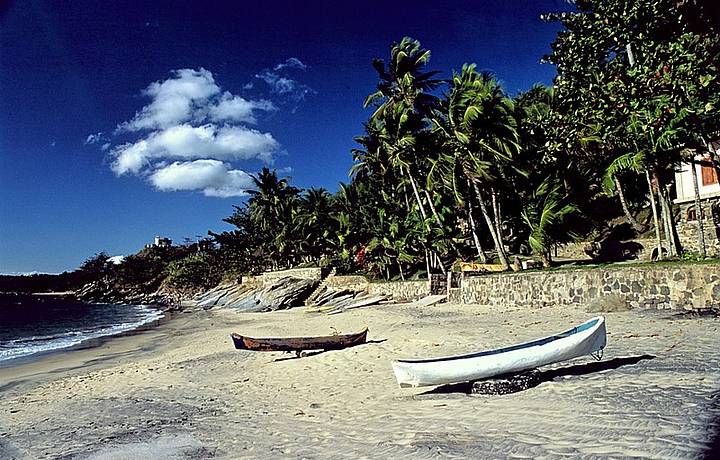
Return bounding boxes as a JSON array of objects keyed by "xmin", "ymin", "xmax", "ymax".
[
  {"xmin": 192, "ymin": 276, "xmax": 319, "ymax": 312},
  {"xmin": 227, "ymin": 276, "xmax": 319, "ymax": 312},
  {"xmin": 74, "ymin": 280, "xmax": 176, "ymax": 306}
]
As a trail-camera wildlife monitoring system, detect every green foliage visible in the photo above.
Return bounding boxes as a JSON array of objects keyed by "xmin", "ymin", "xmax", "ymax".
[
  {"xmin": 521, "ymin": 178, "xmax": 580, "ymax": 266},
  {"xmin": 163, "ymin": 252, "xmax": 222, "ymax": 292},
  {"xmin": 71, "ymin": 6, "xmax": 720, "ymax": 289}
]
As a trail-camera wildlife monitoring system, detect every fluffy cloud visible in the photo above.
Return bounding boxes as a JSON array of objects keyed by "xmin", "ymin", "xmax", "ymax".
[
  {"xmin": 118, "ymin": 68, "xmax": 220, "ymax": 131},
  {"xmin": 111, "ymin": 124, "xmax": 279, "ymax": 175},
  {"xmin": 149, "ymin": 159, "xmax": 254, "ymax": 197},
  {"xmin": 206, "ymin": 92, "xmax": 275, "ymax": 123},
  {"xmin": 90, "ymin": 64, "xmax": 310, "ymax": 197}
]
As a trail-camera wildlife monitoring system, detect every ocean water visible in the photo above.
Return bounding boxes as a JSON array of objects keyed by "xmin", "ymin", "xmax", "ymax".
[{"xmin": 0, "ymin": 293, "xmax": 164, "ymax": 365}]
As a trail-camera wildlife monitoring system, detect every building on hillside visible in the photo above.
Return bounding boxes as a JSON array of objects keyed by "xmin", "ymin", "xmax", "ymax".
[
  {"xmin": 673, "ymin": 143, "xmax": 720, "ymax": 256},
  {"xmin": 152, "ymin": 235, "xmax": 172, "ymax": 248}
]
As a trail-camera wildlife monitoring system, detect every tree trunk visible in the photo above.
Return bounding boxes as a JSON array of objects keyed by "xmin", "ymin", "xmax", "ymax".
[
  {"xmin": 614, "ymin": 175, "xmax": 645, "ymax": 232},
  {"xmin": 404, "ymin": 166, "xmax": 429, "ymax": 225},
  {"xmin": 658, "ymin": 187, "xmax": 673, "ymax": 257},
  {"xmin": 398, "ymin": 261, "xmax": 405, "ymax": 281},
  {"xmin": 690, "ymin": 159, "xmax": 707, "ymax": 257},
  {"xmin": 472, "ymin": 182, "xmax": 510, "ymax": 270},
  {"xmin": 434, "ymin": 251, "xmax": 446, "ymax": 275},
  {"xmin": 661, "ymin": 185, "xmax": 680, "ymax": 256},
  {"xmin": 424, "ymin": 249, "xmax": 431, "ymax": 279},
  {"xmin": 645, "ymin": 170, "xmax": 664, "ymax": 260},
  {"xmin": 423, "ymin": 189, "xmax": 442, "ymax": 227},
  {"xmin": 466, "ymin": 192, "xmax": 487, "ymax": 262},
  {"xmin": 654, "ymin": 170, "xmax": 679, "ymax": 257},
  {"xmin": 540, "ymin": 251, "xmax": 552, "ymax": 268},
  {"xmin": 491, "ymin": 188, "xmax": 504, "ymax": 244}
]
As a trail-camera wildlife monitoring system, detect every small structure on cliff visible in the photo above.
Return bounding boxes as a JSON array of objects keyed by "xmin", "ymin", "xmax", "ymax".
[
  {"xmin": 673, "ymin": 147, "xmax": 720, "ymax": 256},
  {"xmin": 146, "ymin": 235, "xmax": 172, "ymax": 249}
]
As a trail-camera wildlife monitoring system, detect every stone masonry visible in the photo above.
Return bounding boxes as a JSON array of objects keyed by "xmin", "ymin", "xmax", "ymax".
[{"xmin": 450, "ymin": 263, "xmax": 720, "ymax": 310}]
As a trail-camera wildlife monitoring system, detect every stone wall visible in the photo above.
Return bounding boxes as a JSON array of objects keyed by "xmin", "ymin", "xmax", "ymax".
[
  {"xmin": 324, "ymin": 275, "xmax": 369, "ymax": 292},
  {"xmin": 367, "ymin": 280, "xmax": 429, "ymax": 301},
  {"xmin": 451, "ymin": 263, "xmax": 720, "ymax": 310},
  {"xmin": 676, "ymin": 201, "xmax": 720, "ymax": 257},
  {"xmin": 258, "ymin": 267, "xmax": 324, "ymax": 284}
]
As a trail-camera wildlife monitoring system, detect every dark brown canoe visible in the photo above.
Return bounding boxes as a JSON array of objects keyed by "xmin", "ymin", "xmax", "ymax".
[{"xmin": 230, "ymin": 328, "xmax": 368, "ymax": 352}]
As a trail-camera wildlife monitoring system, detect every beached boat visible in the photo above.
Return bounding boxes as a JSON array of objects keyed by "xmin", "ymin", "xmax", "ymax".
[
  {"xmin": 391, "ymin": 316, "xmax": 606, "ymax": 388},
  {"xmin": 231, "ymin": 328, "xmax": 368, "ymax": 354}
]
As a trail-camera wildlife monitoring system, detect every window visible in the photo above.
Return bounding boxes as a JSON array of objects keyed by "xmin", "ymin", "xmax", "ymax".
[
  {"xmin": 686, "ymin": 207, "xmax": 706, "ymax": 221},
  {"xmin": 701, "ymin": 158, "xmax": 718, "ymax": 186}
]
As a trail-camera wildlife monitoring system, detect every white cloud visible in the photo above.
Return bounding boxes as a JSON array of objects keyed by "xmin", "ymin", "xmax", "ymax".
[
  {"xmin": 85, "ymin": 132, "xmax": 106, "ymax": 145},
  {"xmin": 111, "ymin": 124, "xmax": 278, "ymax": 175},
  {"xmin": 118, "ymin": 68, "xmax": 220, "ymax": 132},
  {"xmin": 93, "ymin": 67, "xmax": 296, "ymax": 197},
  {"xmin": 149, "ymin": 159, "xmax": 254, "ymax": 197},
  {"xmin": 274, "ymin": 57, "xmax": 307, "ymax": 71},
  {"xmin": 255, "ymin": 71, "xmax": 297, "ymax": 95},
  {"xmin": 206, "ymin": 92, "xmax": 275, "ymax": 123}
]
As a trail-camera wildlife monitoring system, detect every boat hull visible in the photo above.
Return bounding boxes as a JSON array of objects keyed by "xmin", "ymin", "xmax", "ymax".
[
  {"xmin": 392, "ymin": 317, "xmax": 606, "ymax": 388},
  {"xmin": 231, "ymin": 328, "xmax": 368, "ymax": 352}
]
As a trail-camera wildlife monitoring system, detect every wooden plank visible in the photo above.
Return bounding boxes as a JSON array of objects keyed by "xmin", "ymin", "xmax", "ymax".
[{"xmin": 416, "ymin": 294, "xmax": 447, "ymax": 307}]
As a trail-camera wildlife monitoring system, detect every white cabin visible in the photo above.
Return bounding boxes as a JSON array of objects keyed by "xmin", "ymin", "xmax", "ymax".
[
  {"xmin": 672, "ymin": 142, "xmax": 720, "ymax": 256},
  {"xmin": 674, "ymin": 143, "xmax": 720, "ymax": 204}
]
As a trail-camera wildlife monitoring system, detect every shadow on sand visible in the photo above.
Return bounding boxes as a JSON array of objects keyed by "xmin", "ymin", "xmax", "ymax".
[
  {"xmin": 703, "ymin": 389, "xmax": 720, "ymax": 459},
  {"xmin": 272, "ymin": 339, "xmax": 387, "ymax": 362},
  {"xmin": 422, "ymin": 354, "xmax": 656, "ymax": 395}
]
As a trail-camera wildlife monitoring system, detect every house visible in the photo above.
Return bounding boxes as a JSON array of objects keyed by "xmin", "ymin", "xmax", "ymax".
[
  {"xmin": 673, "ymin": 143, "xmax": 720, "ymax": 256},
  {"xmin": 152, "ymin": 235, "xmax": 172, "ymax": 248}
]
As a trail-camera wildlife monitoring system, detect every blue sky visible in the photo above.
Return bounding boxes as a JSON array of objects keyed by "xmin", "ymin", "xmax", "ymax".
[{"xmin": 0, "ymin": 0, "xmax": 570, "ymax": 274}]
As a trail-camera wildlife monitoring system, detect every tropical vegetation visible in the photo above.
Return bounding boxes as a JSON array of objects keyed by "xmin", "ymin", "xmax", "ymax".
[{"xmin": 18, "ymin": 0, "xmax": 716, "ymax": 295}]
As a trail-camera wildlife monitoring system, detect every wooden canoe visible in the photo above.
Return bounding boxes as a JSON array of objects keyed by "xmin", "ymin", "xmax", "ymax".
[
  {"xmin": 230, "ymin": 328, "xmax": 368, "ymax": 352},
  {"xmin": 392, "ymin": 317, "xmax": 607, "ymax": 388}
]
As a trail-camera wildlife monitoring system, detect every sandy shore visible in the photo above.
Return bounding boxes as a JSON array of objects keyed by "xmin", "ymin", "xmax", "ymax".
[{"xmin": 1, "ymin": 302, "xmax": 719, "ymax": 459}]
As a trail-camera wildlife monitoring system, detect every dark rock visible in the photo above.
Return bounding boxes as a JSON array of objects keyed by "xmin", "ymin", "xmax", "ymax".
[{"xmin": 470, "ymin": 370, "xmax": 541, "ymax": 395}]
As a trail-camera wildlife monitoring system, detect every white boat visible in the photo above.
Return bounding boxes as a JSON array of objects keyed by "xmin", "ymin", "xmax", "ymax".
[{"xmin": 391, "ymin": 316, "xmax": 607, "ymax": 388}]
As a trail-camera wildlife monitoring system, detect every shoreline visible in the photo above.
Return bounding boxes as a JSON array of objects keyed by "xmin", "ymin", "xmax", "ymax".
[
  {"xmin": 1, "ymin": 303, "xmax": 719, "ymax": 458},
  {"xmin": 0, "ymin": 308, "xmax": 173, "ymax": 372},
  {"xmin": 0, "ymin": 308, "xmax": 187, "ymax": 396},
  {"xmin": 0, "ymin": 296, "xmax": 173, "ymax": 371}
]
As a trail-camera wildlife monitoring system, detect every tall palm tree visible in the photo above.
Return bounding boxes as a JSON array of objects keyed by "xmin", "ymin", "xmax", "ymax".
[
  {"xmin": 295, "ymin": 187, "xmax": 335, "ymax": 262},
  {"xmin": 363, "ymin": 36, "xmax": 449, "ymax": 273},
  {"xmin": 247, "ymin": 167, "xmax": 301, "ymax": 268},
  {"xmin": 433, "ymin": 64, "xmax": 519, "ymax": 269}
]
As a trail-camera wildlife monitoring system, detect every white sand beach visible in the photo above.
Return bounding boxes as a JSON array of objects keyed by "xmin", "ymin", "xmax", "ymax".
[{"xmin": 1, "ymin": 302, "xmax": 719, "ymax": 459}]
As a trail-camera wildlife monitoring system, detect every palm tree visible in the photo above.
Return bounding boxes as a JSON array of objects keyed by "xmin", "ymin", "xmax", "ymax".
[
  {"xmin": 295, "ymin": 187, "xmax": 335, "ymax": 262},
  {"xmin": 433, "ymin": 64, "xmax": 519, "ymax": 269},
  {"xmin": 247, "ymin": 167, "xmax": 301, "ymax": 268},
  {"xmin": 521, "ymin": 178, "xmax": 579, "ymax": 267},
  {"xmin": 363, "ymin": 36, "xmax": 450, "ymax": 273}
]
